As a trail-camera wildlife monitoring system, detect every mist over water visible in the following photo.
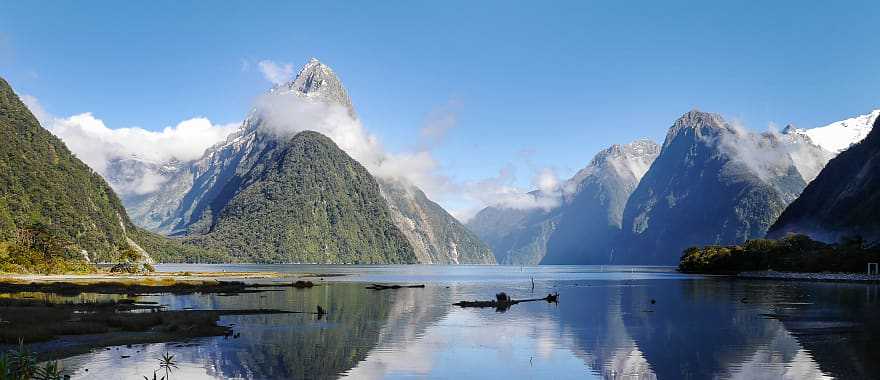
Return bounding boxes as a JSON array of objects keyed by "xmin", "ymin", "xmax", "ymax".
[{"xmin": 49, "ymin": 265, "xmax": 879, "ymax": 379}]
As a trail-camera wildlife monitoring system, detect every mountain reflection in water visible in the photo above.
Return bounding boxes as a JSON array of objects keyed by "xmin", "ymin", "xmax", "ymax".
[{"xmin": 50, "ymin": 265, "xmax": 877, "ymax": 379}]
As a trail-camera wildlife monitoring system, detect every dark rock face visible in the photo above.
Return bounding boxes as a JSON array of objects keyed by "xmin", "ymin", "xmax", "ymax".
[
  {"xmin": 768, "ymin": 116, "xmax": 880, "ymax": 244},
  {"xmin": 617, "ymin": 110, "xmax": 815, "ymax": 264},
  {"xmin": 184, "ymin": 131, "xmax": 416, "ymax": 264}
]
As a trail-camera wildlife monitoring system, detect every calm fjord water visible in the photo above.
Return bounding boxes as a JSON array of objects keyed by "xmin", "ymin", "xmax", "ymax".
[{"xmin": 55, "ymin": 265, "xmax": 879, "ymax": 379}]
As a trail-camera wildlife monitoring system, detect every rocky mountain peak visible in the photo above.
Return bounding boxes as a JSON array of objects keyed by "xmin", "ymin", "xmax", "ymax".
[
  {"xmin": 273, "ymin": 58, "xmax": 354, "ymax": 114},
  {"xmin": 665, "ymin": 109, "xmax": 729, "ymax": 148},
  {"xmin": 590, "ymin": 138, "xmax": 660, "ymax": 166}
]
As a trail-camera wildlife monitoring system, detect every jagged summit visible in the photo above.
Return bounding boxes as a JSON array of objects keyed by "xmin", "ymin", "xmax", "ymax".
[
  {"xmin": 272, "ymin": 58, "xmax": 354, "ymax": 114},
  {"xmin": 590, "ymin": 138, "xmax": 660, "ymax": 166},
  {"xmin": 664, "ymin": 110, "xmax": 730, "ymax": 148}
]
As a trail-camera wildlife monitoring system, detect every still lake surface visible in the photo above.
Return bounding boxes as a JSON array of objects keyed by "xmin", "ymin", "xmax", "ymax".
[{"xmin": 50, "ymin": 265, "xmax": 880, "ymax": 379}]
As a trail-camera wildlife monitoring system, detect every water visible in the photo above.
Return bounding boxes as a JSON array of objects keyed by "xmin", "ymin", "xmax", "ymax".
[{"xmin": 36, "ymin": 265, "xmax": 880, "ymax": 379}]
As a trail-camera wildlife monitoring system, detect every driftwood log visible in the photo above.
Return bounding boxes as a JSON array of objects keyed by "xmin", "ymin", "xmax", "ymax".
[
  {"xmin": 365, "ymin": 284, "xmax": 426, "ymax": 290},
  {"xmin": 453, "ymin": 292, "xmax": 559, "ymax": 311}
]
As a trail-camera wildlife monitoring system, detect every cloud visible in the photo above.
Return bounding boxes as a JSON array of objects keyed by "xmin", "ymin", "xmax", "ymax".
[
  {"xmin": 710, "ymin": 120, "xmax": 832, "ymax": 184},
  {"xmin": 22, "ymin": 95, "xmax": 239, "ymax": 194},
  {"xmin": 254, "ymin": 91, "xmax": 453, "ymax": 194},
  {"xmin": 419, "ymin": 100, "xmax": 461, "ymax": 149},
  {"xmin": 50, "ymin": 114, "xmax": 239, "ymax": 172},
  {"xmin": 26, "ymin": 84, "xmax": 558, "ymax": 220},
  {"xmin": 257, "ymin": 60, "xmax": 294, "ymax": 85},
  {"xmin": 254, "ymin": 92, "xmax": 563, "ymax": 221}
]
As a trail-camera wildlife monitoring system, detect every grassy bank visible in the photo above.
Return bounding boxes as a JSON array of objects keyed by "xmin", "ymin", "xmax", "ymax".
[{"xmin": 678, "ymin": 234, "xmax": 880, "ymax": 274}]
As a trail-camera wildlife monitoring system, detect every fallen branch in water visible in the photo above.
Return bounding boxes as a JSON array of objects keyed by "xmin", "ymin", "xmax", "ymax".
[
  {"xmin": 453, "ymin": 292, "xmax": 559, "ymax": 312},
  {"xmin": 365, "ymin": 284, "xmax": 425, "ymax": 290}
]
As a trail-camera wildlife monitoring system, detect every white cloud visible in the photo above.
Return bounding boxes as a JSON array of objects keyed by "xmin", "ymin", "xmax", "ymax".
[
  {"xmin": 710, "ymin": 120, "xmax": 831, "ymax": 184},
  {"xmin": 419, "ymin": 101, "xmax": 461, "ymax": 149},
  {"xmin": 50, "ymin": 113, "xmax": 239, "ymax": 172},
  {"xmin": 22, "ymin": 95, "xmax": 239, "ymax": 194},
  {"xmin": 257, "ymin": 60, "xmax": 294, "ymax": 85}
]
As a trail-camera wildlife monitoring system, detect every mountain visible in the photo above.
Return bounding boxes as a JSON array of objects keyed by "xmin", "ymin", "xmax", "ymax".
[
  {"xmin": 109, "ymin": 58, "xmax": 487, "ymax": 264},
  {"xmin": 617, "ymin": 110, "xmax": 826, "ymax": 264},
  {"xmin": 786, "ymin": 110, "xmax": 878, "ymax": 154},
  {"xmin": 183, "ymin": 130, "xmax": 416, "ymax": 264},
  {"xmin": 767, "ymin": 115, "xmax": 880, "ymax": 243},
  {"xmin": 106, "ymin": 157, "xmax": 191, "ymax": 233},
  {"xmin": 467, "ymin": 139, "xmax": 660, "ymax": 265},
  {"xmin": 466, "ymin": 198, "xmax": 560, "ymax": 265},
  {"xmin": 542, "ymin": 139, "xmax": 660, "ymax": 264},
  {"xmin": 0, "ymin": 76, "xmax": 212, "ymax": 270},
  {"xmin": 378, "ymin": 178, "xmax": 495, "ymax": 264}
]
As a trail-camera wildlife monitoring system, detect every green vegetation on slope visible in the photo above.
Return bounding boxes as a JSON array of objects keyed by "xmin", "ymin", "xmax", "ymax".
[
  {"xmin": 127, "ymin": 228, "xmax": 231, "ymax": 264},
  {"xmin": 0, "ymin": 222, "xmax": 94, "ymax": 274},
  {"xmin": 0, "ymin": 76, "xmax": 215, "ymax": 271},
  {"xmin": 186, "ymin": 131, "xmax": 417, "ymax": 264},
  {"xmin": 678, "ymin": 234, "xmax": 880, "ymax": 274},
  {"xmin": 0, "ymin": 76, "xmax": 134, "ymax": 263}
]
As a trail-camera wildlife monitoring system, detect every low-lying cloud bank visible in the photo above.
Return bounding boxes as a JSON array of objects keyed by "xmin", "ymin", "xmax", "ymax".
[{"xmin": 22, "ymin": 95, "xmax": 238, "ymax": 186}]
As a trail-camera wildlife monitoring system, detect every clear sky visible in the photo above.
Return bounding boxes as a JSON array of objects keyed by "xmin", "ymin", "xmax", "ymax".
[{"xmin": 1, "ymin": 1, "xmax": 878, "ymax": 216}]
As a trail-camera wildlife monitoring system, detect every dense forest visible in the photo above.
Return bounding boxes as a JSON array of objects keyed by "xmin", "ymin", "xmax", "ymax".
[{"xmin": 678, "ymin": 234, "xmax": 880, "ymax": 274}]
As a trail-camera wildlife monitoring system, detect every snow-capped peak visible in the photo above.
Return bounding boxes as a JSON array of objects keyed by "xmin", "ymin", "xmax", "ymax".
[{"xmin": 795, "ymin": 110, "xmax": 879, "ymax": 153}]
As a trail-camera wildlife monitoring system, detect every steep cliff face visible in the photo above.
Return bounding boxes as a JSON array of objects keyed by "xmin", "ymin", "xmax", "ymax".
[
  {"xmin": 768, "ymin": 116, "xmax": 880, "ymax": 243},
  {"xmin": 618, "ymin": 110, "xmax": 823, "ymax": 264},
  {"xmin": 378, "ymin": 178, "xmax": 495, "ymax": 264}
]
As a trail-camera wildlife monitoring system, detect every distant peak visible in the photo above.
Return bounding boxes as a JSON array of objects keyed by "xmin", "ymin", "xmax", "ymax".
[{"xmin": 587, "ymin": 138, "xmax": 660, "ymax": 167}]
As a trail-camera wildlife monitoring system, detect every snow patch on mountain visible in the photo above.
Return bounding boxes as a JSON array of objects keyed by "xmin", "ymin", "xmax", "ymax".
[{"xmin": 790, "ymin": 110, "xmax": 878, "ymax": 154}]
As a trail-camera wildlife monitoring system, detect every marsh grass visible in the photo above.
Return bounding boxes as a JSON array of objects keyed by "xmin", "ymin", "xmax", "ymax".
[{"xmin": 0, "ymin": 341, "xmax": 67, "ymax": 379}]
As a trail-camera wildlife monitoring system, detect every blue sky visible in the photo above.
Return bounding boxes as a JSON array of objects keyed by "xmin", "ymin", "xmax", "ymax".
[{"xmin": 1, "ymin": 1, "xmax": 879, "ymax": 215}]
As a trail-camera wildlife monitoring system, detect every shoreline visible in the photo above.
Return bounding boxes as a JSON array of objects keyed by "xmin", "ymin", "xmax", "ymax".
[
  {"xmin": 0, "ymin": 270, "xmax": 338, "ymax": 296},
  {"xmin": 736, "ymin": 270, "xmax": 880, "ymax": 283}
]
